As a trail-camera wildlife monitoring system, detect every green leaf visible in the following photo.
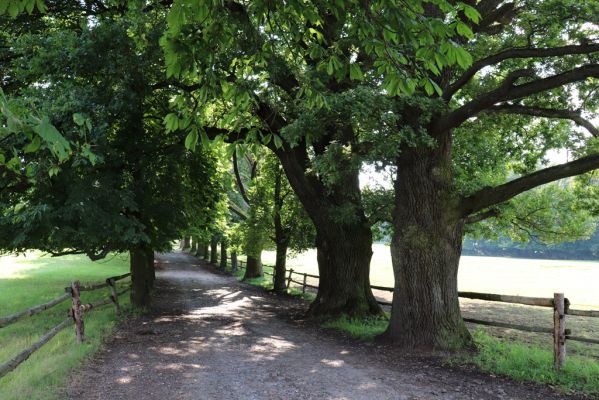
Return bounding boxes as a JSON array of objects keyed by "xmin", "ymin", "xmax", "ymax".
[
  {"xmin": 455, "ymin": 46, "xmax": 473, "ymax": 68},
  {"xmin": 25, "ymin": 0, "xmax": 34, "ymax": 14},
  {"xmin": 0, "ymin": 153, "xmax": 5, "ymax": 164},
  {"xmin": 164, "ymin": 113, "xmax": 179, "ymax": 132},
  {"xmin": 24, "ymin": 136, "xmax": 41, "ymax": 153},
  {"xmin": 185, "ymin": 129, "xmax": 199, "ymax": 151},
  {"xmin": 8, "ymin": 3, "xmax": 19, "ymax": 18},
  {"xmin": 35, "ymin": 0, "xmax": 47, "ymax": 13},
  {"xmin": 273, "ymin": 134, "xmax": 283, "ymax": 148},
  {"xmin": 456, "ymin": 22, "xmax": 474, "ymax": 39},
  {"xmin": 462, "ymin": 5, "xmax": 481, "ymax": 24},
  {"xmin": 73, "ymin": 113, "xmax": 85, "ymax": 126},
  {"xmin": 48, "ymin": 166, "xmax": 60, "ymax": 177},
  {"xmin": 349, "ymin": 64, "xmax": 364, "ymax": 81}
]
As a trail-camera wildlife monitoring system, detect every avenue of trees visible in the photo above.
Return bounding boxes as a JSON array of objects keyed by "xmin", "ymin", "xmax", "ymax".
[{"xmin": 1, "ymin": 0, "xmax": 598, "ymax": 351}]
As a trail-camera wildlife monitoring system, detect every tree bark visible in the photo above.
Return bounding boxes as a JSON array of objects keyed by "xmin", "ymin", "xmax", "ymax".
[
  {"xmin": 130, "ymin": 247, "xmax": 152, "ymax": 308},
  {"xmin": 190, "ymin": 236, "xmax": 197, "ymax": 253},
  {"xmin": 274, "ymin": 147, "xmax": 381, "ymax": 317},
  {"xmin": 231, "ymin": 251, "xmax": 238, "ymax": 273},
  {"xmin": 273, "ymin": 240, "xmax": 288, "ymax": 293},
  {"xmin": 144, "ymin": 247, "xmax": 155, "ymax": 288},
  {"xmin": 182, "ymin": 236, "xmax": 191, "ymax": 251},
  {"xmin": 243, "ymin": 253, "xmax": 263, "ymax": 279},
  {"xmin": 194, "ymin": 240, "xmax": 204, "ymax": 258},
  {"xmin": 220, "ymin": 238, "xmax": 228, "ymax": 270},
  {"xmin": 210, "ymin": 236, "xmax": 218, "ymax": 264},
  {"xmin": 308, "ymin": 223, "xmax": 380, "ymax": 317},
  {"xmin": 202, "ymin": 243, "xmax": 209, "ymax": 260},
  {"xmin": 381, "ymin": 136, "xmax": 472, "ymax": 350}
]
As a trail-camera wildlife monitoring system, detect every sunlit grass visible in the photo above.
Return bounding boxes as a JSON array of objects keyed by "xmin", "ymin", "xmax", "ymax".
[
  {"xmin": 321, "ymin": 315, "xmax": 389, "ymax": 341},
  {"xmin": 456, "ymin": 330, "xmax": 599, "ymax": 396},
  {"xmin": 0, "ymin": 252, "xmax": 130, "ymax": 400}
]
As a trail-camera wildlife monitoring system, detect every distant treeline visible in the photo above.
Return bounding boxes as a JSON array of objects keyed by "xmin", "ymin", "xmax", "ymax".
[{"xmin": 463, "ymin": 230, "xmax": 599, "ymax": 260}]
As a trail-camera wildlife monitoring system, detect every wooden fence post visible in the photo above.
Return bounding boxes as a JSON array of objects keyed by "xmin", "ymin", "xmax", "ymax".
[
  {"xmin": 302, "ymin": 273, "xmax": 307, "ymax": 293},
  {"xmin": 287, "ymin": 269, "xmax": 294, "ymax": 289},
  {"xmin": 554, "ymin": 292, "xmax": 566, "ymax": 370},
  {"xmin": 107, "ymin": 278, "xmax": 120, "ymax": 315},
  {"xmin": 69, "ymin": 281, "xmax": 84, "ymax": 343}
]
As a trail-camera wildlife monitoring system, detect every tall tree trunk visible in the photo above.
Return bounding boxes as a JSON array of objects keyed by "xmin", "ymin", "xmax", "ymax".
[
  {"xmin": 130, "ymin": 247, "xmax": 152, "ymax": 307},
  {"xmin": 210, "ymin": 236, "xmax": 218, "ymax": 264},
  {"xmin": 275, "ymin": 148, "xmax": 381, "ymax": 317},
  {"xmin": 273, "ymin": 240, "xmax": 288, "ymax": 293},
  {"xmin": 243, "ymin": 253, "xmax": 262, "ymax": 279},
  {"xmin": 202, "ymin": 244, "xmax": 209, "ymax": 260},
  {"xmin": 182, "ymin": 236, "xmax": 191, "ymax": 251},
  {"xmin": 231, "ymin": 251, "xmax": 238, "ymax": 273},
  {"xmin": 382, "ymin": 136, "xmax": 472, "ymax": 350},
  {"xmin": 190, "ymin": 236, "xmax": 197, "ymax": 253},
  {"xmin": 220, "ymin": 239, "xmax": 228, "ymax": 270},
  {"xmin": 194, "ymin": 240, "xmax": 203, "ymax": 258},
  {"xmin": 144, "ymin": 247, "xmax": 155, "ymax": 288}
]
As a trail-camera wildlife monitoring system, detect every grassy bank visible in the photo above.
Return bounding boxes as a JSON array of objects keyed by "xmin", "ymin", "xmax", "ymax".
[
  {"xmin": 468, "ymin": 330, "xmax": 599, "ymax": 396},
  {"xmin": 0, "ymin": 252, "xmax": 130, "ymax": 400}
]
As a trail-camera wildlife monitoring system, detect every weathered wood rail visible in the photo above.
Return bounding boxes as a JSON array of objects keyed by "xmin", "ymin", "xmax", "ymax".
[
  {"xmin": 0, "ymin": 272, "xmax": 131, "ymax": 379},
  {"xmin": 223, "ymin": 254, "xmax": 599, "ymax": 370}
]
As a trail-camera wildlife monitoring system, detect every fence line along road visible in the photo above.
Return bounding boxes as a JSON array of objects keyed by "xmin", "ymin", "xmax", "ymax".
[
  {"xmin": 0, "ymin": 272, "xmax": 131, "ymax": 380},
  {"xmin": 215, "ymin": 253, "xmax": 599, "ymax": 371}
]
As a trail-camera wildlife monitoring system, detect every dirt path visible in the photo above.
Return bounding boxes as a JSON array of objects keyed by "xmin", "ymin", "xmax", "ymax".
[{"xmin": 67, "ymin": 252, "xmax": 584, "ymax": 400}]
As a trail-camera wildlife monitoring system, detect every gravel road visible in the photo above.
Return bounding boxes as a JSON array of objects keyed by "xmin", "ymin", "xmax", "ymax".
[{"xmin": 66, "ymin": 252, "xmax": 586, "ymax": 400}]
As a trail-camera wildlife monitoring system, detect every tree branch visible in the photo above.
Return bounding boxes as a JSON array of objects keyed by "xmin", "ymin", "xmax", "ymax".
[
  {"xmin": 440, "ymin": 64, "xmax": 599, "ymax": 131},
  {"xmin": 232, "ymin": 149, "xmax": 251, "ymax": 205},
  {"xmin": 485, "ymin": 104, "xmax": 599, "ymax": 136},
  {"xmin": 464, "ymin": 208, "xmax": 500, "ymax": 224},
  {"xmin": 460, "ymin": 153, "xmax": 599, "ymax": 216},
  {"xmin": 444, "ymin": 43, "xmax": 599, "ymax": 100}
]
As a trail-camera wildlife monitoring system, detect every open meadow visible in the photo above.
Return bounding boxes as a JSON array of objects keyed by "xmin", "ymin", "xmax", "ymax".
[{"xmin": 0, "ymin": 253, "xmax": 130, "ymax": 400}]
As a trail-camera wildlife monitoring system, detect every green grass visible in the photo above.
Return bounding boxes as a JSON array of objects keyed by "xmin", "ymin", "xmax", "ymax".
[
  {"xmin": 0, "ymin": 252, "xmax": 130, "ymax": 400},
  {"xmin": 321, "ymin": 315, "xmax": 389, "ymax": 341},
  {"xmin": 460, "ymin": 330, "xmax": 599, "ymax": 396}
]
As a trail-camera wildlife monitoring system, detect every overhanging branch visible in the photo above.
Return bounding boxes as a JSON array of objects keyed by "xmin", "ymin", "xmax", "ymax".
[
  {"xmin": 460, "ymin": 153, "xmax": 599, "ymax": 216},
  {"xmin": 444, "ymin": 43, "xmax": 599, "ymax": 100},
  {"xmin": 441, "ymin": 64, "xmax": 599, "ymax": 131},
  {"xmin": 485, "ymin": 104, "xmax": 599, "ymax": 136}
]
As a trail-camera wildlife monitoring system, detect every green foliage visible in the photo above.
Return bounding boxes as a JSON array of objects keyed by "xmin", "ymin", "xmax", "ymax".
[
  {"xmin": 464, "ymin": 330, "xmax": 599, "ymax": 397},
  {"xmin": 0, "ymin": 6, "xmax": 222, "ymax": 256}
]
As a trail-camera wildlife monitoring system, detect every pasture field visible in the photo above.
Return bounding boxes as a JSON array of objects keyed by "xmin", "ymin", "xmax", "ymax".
[{"xmin": 0, "ymin": 252, "xmax": 130, "ymax": 400}]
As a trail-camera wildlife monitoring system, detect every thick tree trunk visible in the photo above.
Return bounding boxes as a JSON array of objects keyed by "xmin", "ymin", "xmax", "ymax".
[
  {"xmin": 219, "ymin": 239, "xmax": 228, "ymax": 271},
  {"xmin": 190, "ymin": 236, "xmax": 197, "ymax": 253},
  {"xmin": 210, "ymin": 236, "xmax": 218, "ymax": 264},
  {"xmin": 182, "ymin": 236, "xmax": 191, "ymax": 251},
  {"xmin": 231, "ymin": 251, "xmax": 238, "ymax": 273},
  {"xmin": 144, "ymin": 248, "xmax": 155, "ymax": 288},
  {"xmin": 273, "ymin": 240, "xmax": 288, "ymax": 294},
  {"xmin": 308, "ymin": 223, "xmax": 380, "ymax": 317},
  {"xmin": 243, "ymin": 253, "xmax": 262, "ymax": 279},
  {"xmin": 382, "ymin": 137, "xmax": 472, "ymax": 350},
  {"xmin": 130, "ymin": 247, "xmax": 152, "ymax": 308},
  {"xmin": 275, "ymin": 147, "xmax": 381, "ymax": 318}
]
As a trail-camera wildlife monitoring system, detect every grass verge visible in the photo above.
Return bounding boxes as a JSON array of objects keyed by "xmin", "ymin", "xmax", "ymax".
[
  {"xmin": 321, "ymin": 315, "xmax": 389, "ymax": 341},
  {"xmin": 0, "ymin": 252, "xmax": 130, "ymax": 400},
  {"xmin": 456, "ymin": 330, "xmax": 599, "ymax": 396}
]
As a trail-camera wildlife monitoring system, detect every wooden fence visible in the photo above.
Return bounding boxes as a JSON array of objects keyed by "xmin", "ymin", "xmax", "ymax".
[
  {"xmin": 0, "ymin": 273, "xmax": 131, "ymax": 379},
  {"xmin": 229, "ymin": 257, "xmax": 599, "ymax": 370}
]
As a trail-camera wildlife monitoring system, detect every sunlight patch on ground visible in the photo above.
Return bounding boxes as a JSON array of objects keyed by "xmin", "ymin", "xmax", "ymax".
[{"xmin": 321, "ymin": 358, "xmax": 345, "ymax": 367}]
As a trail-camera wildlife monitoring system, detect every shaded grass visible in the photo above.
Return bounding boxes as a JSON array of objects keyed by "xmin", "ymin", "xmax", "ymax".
[
  {"xmin": 321, "ymin": 315, "xmax": 389, "ymax": 341},
  {"xmin": 457, "ymin": 330, "xmax": 599, "ymax": 396},
  {"xmin": 0, "ymin": 252, "xmax": 130, "ymax": 400}
]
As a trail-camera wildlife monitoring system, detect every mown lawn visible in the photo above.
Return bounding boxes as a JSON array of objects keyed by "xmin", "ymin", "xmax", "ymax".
[{"xmin": 0, "ymin": 252, "xmax": 130, "ymax": 400}]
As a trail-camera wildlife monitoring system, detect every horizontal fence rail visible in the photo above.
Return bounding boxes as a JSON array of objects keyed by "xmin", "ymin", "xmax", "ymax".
[{"xmin": 0, "ymin": 272, "xmax": 131, "ymax": 380}]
